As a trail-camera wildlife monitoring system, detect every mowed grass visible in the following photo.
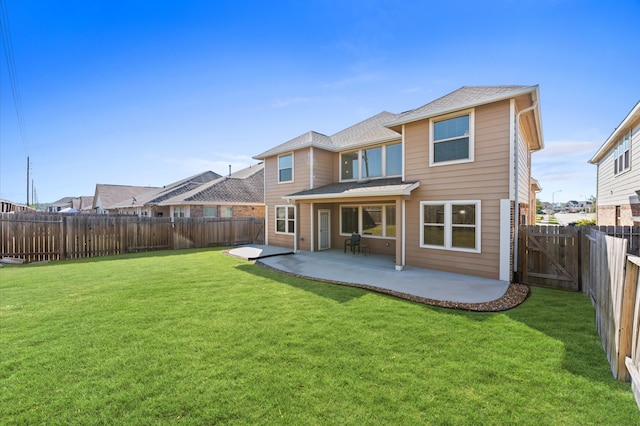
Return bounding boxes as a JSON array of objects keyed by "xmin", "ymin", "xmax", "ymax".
[{"xmin": 1, "ymin": 248, "xmax": 637, "ymax": 425}]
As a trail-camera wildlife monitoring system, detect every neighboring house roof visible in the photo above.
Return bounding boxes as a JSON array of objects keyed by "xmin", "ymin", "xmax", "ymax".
[
  {"xmin": 590, "ymin": 100, "xmax": 640, "ymax": 164},
  {"xmin": 254, "ymin": 112, "xmax": 400, "ymax": 159},
  {"xmin": 531, "ymin": 178, "xmax": 542, "ymax": 192},
  {"xmin": 285, "ymin": 177, "xmax": 419, "ymax": 201},
  {"xmin": 78, "ymin": 196, "xmax": 95, "ymax": 211},
  {"xmin": 94, "ymin": 184, "xmax": 160, "ymax": 210},
  {"xmin": 111, "ymin": 171, "xmax": 221, "ymax": 209},
  {"xmin": 158, "ymin": 163, "xmax": 265, "ymax": 206},
  {"xmin": 50, "ymin": 197, "xmax": 75, "ymax": 208}
]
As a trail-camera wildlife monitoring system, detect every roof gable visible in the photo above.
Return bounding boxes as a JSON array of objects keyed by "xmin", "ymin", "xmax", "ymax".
[
  {"xmin": 590, "ymin": 100, "xmax": 640, "ymax": 164},
  {"xmin": 386, "ymin": 85, "xmax": 536, "ymax": 129}
]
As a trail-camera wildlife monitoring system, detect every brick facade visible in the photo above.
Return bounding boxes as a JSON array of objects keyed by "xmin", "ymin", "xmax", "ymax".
[{"xmin": 597, "ymin": 203, "xmax": 638, "ymax": 226}]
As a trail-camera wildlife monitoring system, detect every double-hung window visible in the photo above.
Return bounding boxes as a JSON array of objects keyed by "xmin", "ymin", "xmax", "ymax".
[
  {"xmin": 340, "ymin": 142, "xmax": 402, "ymax": 181},
  {"xmin": 420, "ymin": 201, "xmax": 480, "ymax": 252},
  {"xmin": 276, "ymin": 205, "xmax": 295, "ymax": 234},
  {"xmin": 430, "ymin": 110, "xmax": 474, "ymax": 165},
  {"xmin": 278, "ymin": 153, "xmax": 293, "ymax": 183},
  {"xmin": 613, "ymin": 131, "xmax": 631, "ymax": 175}
]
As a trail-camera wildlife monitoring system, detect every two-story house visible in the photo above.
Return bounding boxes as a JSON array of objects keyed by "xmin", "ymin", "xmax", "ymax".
[
  {"xmin": 589, "ymin": 100, "xmax": 640, "ymax": 226},
  {"xmin": 254, "ymin": 86, "xmax": 543, "ymax": 282}
]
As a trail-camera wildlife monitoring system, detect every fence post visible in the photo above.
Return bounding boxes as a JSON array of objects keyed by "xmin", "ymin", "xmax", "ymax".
[
  {"xmin": 619, "ymin": 257, "xmax": 640, "ymax": 381},
  {"xmin": 59, "ymin": 216, "xmax": 67, "ymax": 260}
]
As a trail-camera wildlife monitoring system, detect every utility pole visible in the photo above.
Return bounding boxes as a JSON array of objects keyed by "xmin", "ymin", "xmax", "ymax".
[{"xmin": 26, "ymin": 156, "xmax": 29, "ymax": 206}]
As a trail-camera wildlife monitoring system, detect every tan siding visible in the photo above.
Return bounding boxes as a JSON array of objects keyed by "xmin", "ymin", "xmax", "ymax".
[
  {"xmin": 597, "ymin": 121, "xmax": 640, "ymax": 206},
  {"xmin": 312, "ymin": 148, "xmax": 335, "ymax": 188},
  {"xmin": 264, "ymin": 150, "xmax": 313, "ymax": 248},
  {"xmin": 402, "ymin": 100, "xmax": 512, "ymax": 279}
]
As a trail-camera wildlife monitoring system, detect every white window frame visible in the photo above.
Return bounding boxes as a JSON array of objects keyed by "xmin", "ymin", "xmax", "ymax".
[
  {"xmin": 339, "ymin": 204, "xmax": 396, "ymax": 239},
  {"xmin": 419, "ymin": 200, "xmax": 481, "ymax": 253},
  {"xmin": 429, "ymin": 109, "xmax": 475, "ymax": 167},
  {"xmin": 613, "ymin": 131, "xmax": 631, "ymax": 176},
  {"xmin": 172, "ymin": 206, "xmax": 188, "ymax": 218},
  {"xmin": 340, "ymin": 142, "xmax": 402, "ymax": 182},
  {"xmin": 278, "ymin": 152, "xmax": 294, "ymax": 183},
  {"xmin": 221, "ymin": 206, "xmax": 233, "ymax": 218},
  {"xmin": 275, "ymin": 205, "xmax": 296, "ymax": 235}
]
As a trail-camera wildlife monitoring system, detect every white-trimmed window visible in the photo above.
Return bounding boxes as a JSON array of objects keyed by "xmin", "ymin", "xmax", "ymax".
[
  {"xmin": 275, "ymin": 205, "xmax": 295, "ymax": 234},
  {"xmin": 420, "ymin": 201, "xmax": 480, "ymax": 252},
  {"xmin": 340, "ymin": 204, "xmax": 396, "ymax": 238},
  {"xmin": 613, "ymin": 131, "xmax": 631, "ymax": 175},
  {"xmin": 340, "ymin": 142, "xmax": 402, "ymax": 181},
  {"xmin": 430, "ymin": 110, "xmax": 474, "ymax": 166},
  {"xmin": 278, "ymin": 153, "xmax": 293, "ymax": 183},
  {"xmin": 204, "ymin": 207, "xmax": 217, "ymax": 217},
  {"xmin": 221, "ymin": 207, "xmax": 233, "ymax": 218},
  {"xmin": 173, "ymin": 206, "xmax": 187, "ymax": 218}
]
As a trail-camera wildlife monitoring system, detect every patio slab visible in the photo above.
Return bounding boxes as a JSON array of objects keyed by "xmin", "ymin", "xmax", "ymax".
[
  {"xmin": 227, "ymin": 244, "xmax": 294, "ymax": 260},
  {"xmin": 250, "ymin": 247, "xmax": 511, "ymax": 305}
]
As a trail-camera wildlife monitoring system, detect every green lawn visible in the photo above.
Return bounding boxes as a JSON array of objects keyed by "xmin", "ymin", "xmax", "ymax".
[{"xmin": 1, "ymin": 248, "xmax": 637, "ymax": 425}]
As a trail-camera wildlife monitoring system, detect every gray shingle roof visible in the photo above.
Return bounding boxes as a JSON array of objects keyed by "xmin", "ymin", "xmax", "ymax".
[
  {"xmin": 386, "ymin": 85, "xmax": 536, "ymax": 128},
  {"xmin": 255, "ymin": 86, "xmax": 538, "ymax": 160},
  {"xmin": 110, "ymin": 171, "xmax": 221, "ymax": 208},
  {"xmin": 285, "ymin": 177, "xmax": 419, "ymax": 200},
  {"xmin": 254, "ymin": 112, "xmax": 400, "ymax": 159},
  {"xmin": 95, "ymin": 184, "xmax": 160, "ymax": 210},
  {"xmin": 159, "ymin": 163, "xmax": 265, "ymax": 205}
]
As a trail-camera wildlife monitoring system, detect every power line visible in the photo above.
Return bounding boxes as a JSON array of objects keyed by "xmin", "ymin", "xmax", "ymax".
[{"xmin": 0, "ymin": 0, "xmax": 29, "ymax": 157}]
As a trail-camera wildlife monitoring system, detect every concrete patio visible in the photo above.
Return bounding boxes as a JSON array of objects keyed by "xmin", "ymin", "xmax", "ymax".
[{"xmin": 228, "ymin": 245, "xmax": 511, "ymax": 306}]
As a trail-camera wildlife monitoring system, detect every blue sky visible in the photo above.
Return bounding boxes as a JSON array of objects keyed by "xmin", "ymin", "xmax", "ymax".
[{"xmin": 0, "ymin": 0, "xmax": 638, "ymax": 205}]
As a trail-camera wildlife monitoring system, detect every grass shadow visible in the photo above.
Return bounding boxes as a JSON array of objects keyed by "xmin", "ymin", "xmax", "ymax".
[{"xmin": 503, "ymin": 286, "xmax": 627, "ymax": 389}]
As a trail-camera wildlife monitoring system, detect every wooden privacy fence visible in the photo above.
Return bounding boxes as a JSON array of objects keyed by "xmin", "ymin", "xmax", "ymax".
[
  {"xmin": 518, "ymin": 225, "xmax": 580, "ymax": 291},
  {"xmin": 0, "ymin": 213, "xmax": 264, "ymax": 262},
  {"xmin": 518, "ymin": 225, "xmax": 640, "ymax": 291}
]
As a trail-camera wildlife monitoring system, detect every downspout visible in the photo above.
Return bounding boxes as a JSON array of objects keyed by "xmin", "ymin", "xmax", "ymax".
[{"xmin": 513, "ymin": 100, "xmax": 538, "ymax": 282}]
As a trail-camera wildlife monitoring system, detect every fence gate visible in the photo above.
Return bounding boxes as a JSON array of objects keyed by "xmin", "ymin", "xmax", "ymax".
[{"xmin": 519, "ymin": 225, "xmax": 580, "ymax": 291}]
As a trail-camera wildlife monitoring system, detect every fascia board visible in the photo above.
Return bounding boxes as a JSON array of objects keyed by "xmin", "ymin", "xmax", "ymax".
[{"xmin": 590, "ymin": 101, "xmax": 640, "ymax": 164}]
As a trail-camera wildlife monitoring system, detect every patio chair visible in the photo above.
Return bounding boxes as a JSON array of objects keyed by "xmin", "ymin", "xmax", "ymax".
[{"xmin": 344, "ymin": 233, "xmax": 361, "ymax": 254}]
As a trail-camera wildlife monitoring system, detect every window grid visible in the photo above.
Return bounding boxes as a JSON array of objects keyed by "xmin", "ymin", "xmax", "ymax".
[{"xmin": 420, "ymin": 201, "xmax": 480, "ymax": 252}]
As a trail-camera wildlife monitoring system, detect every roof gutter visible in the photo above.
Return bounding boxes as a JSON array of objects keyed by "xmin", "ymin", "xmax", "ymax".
[{"xmin": 513, "ymin": 100, "xmax": 538, "ymax": 282}]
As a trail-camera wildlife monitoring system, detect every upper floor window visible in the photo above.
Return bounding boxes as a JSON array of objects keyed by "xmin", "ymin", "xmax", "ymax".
[
  {"xmin": 340, "ymin": 142, "xmax": 402, "ymax": 181},
  {"xmin": 420, "ymin": 200, "xmax": 480, "ymax": 252},
  {"xmin": 278, "ymin": 153, "xmax": 293, "ymax": 183},
  {"xmin": 430, "ymin": 110, "xmax": 474, "ymax": 166},
  {"xmin": 614, "ymin": 131, "xmax": 631, "ymax": 175}
]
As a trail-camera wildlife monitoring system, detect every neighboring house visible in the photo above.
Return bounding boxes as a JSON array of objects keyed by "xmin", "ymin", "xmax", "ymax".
[
  {"xmin": 530, "ymin": 178, "xmax": 542, "ymax": 219},
  {"xmin": 1, "ymin": 199, "xmax": 33, "ymax": 213},
  {"xmin": 93, "ymin": 184, "xmax": 160, "ymax": 214},
  {"xmin": 111, "ymin": 164, "xmax": 265, "ymax": 218},
  {"xmin": 589, "ymin": 100, "xmax": 640, "ymax": 226},
  {"xmin": 48, "ymin": 196, "xmax": 95, "ymax": 212},
  {"xmin": 111, "ymin": 171, "xmax": 221, "ymax": 217},
  {"xmin": 254, "ymin": 85, "xmax": 543, "ymax": 282},
  {"xmin": 47, "ymin": 197, "xmax": 75, "ymax": 212}
]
